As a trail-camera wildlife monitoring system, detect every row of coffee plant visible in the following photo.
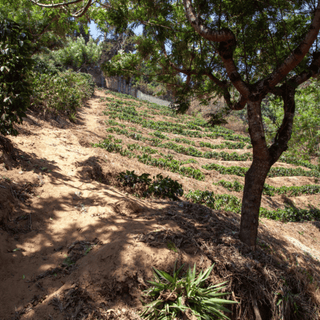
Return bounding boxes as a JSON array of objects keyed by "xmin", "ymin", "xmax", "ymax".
[
  {"xmin": 103, "ymin": 91, "xmax": 319, "ymax": 170},
  {"xmin": 203, "ymin": 163, "xmax": 320, "ymax": 178},
  {"xmin": 186, "ymin": 189, "xmax": 320, "ymax": 222},
  {"xmin": 215, "ymin": 180, "xmax": 320, "ymax": 196},
  {"xmin": 93, "ymin": 137, "xmax": 204, "ymax": 180}
]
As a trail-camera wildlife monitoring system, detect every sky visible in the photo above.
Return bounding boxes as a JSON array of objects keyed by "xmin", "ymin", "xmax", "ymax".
[
  {"xmin": 89, "ymin": 21, "xmax": 102, "ymax": 41},
  {"xmin": 89, "ymin": 21, "xmax": 143, "ymax": 41}
]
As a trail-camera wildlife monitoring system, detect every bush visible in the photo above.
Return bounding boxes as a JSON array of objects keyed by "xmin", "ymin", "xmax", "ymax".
[
  {"xmin": 31, "ymin": 69, "xmax": 95, "ymax": 118},
  {"xmin": 117, "ymin": 171, "xmax": 183, "ymax": 200},
  {"xmin": 0, "ymin": 18, "xmax": 33, "ymax": 135},
  {"xmin": 148, "ymin": 174, "xmax": 183, "ymax": 200}
]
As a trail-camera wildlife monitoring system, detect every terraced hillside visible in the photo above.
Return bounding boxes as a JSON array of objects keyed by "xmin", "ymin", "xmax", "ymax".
[
  {"xmin": 95, "ymin": 90, "xmax": 320, "ymax": 223},
  {"xmin": 1, "ymin": 88, "xmax": 320, "ymax": 320}
]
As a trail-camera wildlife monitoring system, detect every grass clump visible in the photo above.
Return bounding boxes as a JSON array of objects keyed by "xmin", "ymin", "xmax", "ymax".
[{"xmin": 141, "ymin": 263, "xmax": 236, "ymax": 320}]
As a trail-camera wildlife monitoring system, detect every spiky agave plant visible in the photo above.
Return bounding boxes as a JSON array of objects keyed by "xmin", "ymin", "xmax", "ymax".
[{"xmin": 141, "ymin": 263, "xmax": 237, "ymax": 320}]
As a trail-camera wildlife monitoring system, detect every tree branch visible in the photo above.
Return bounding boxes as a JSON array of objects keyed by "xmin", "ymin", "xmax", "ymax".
[
  {"xmin": 268, "ymin": 1, "xmax": 320, "ymax": 88},
  {"xmin": 31, "ymin": 16, "xmax": 59, "ymax": 38},
  {"xmin": 29, "ymin": 0, "xmax": 85, "ymax": 8},
  {"xmin": 269, "ymin": 51, "xmax": 320, "ymax": 95},
  {"xmin": 71, "ymin": 0, "xmax": 93, "ymax": 18},
  {"xmin": 97, "ymin": 0, "xmax": 111, "ymax": 9},
  {"xmin": 183, "ymin": 0, "xmax": 234, "ymax": 42},
  {"xmin": 290, "ymin": 51, "xmax": 320, "ymax": 85},
  {"xmin": 268, "ymin": 84, "xmax": 295, "ymax": 164},
  {"xmin": 183, "ymin": 0, "xmax": 249, "ymax": 98}
]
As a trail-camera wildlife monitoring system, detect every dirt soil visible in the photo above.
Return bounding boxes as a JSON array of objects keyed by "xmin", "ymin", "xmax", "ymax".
[{"xmin": 1, "ymin": 89, "xmax": 320, "ymax": 320}]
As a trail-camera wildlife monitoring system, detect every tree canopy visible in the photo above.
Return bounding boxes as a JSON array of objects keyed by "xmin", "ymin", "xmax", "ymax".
[
  {"xmin": 28, "ymin": 0, "xmax": 320, "ymax": 247},
  {"xmin": 1, "ymin": 0, "xmax": 87, "ymax": 52}
]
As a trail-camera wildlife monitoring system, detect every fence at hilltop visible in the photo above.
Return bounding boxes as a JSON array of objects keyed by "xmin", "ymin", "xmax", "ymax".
[{"xmin": 104, "ymin": 76, "xmax": 171, "ymax": 107}]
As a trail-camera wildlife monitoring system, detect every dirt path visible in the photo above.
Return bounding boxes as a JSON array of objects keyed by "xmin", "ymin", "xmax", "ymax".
[
  {"xmin": 1, "ymin": 89, "xmax": 320, "ymax": 319},
  {"xmin": 0, "ymin": 90, "xmax": 184, "ymax": 319}
]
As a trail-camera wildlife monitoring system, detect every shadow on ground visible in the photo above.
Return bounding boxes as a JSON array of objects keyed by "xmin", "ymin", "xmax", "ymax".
[{"xmin": 1, "ymin": 153, "xmax": 319, "ymax": 320}]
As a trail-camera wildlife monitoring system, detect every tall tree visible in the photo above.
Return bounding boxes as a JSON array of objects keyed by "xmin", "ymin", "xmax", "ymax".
[{"xmin": 29, "ymin": 0, "xmax": 320, "ymax": 247}]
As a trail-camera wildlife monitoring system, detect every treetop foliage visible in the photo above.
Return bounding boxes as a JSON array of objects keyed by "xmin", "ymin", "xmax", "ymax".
[
  {"xmin": 28, "ymin": 0, "xmax": 320, "ymax": 111},
  {"xmin": 1, "ymin": 0, "xmax": 86, "ymax": 52},
  {"xmin": 42, "ymin": 35, "xmax": 102, "ymax": 71}
]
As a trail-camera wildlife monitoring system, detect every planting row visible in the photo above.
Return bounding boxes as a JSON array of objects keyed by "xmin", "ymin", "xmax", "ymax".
[
  {"xmin": 103, "ymin": 103, "xmax": 251, "ymax": 142},
  {"xmin": 215, "ymin": 180, "xmax": 320, "ymax": 196},
  {"xmin": 103, "ymin": 100, "xmax": 317, "ymax": 170},
  {"xmin": 203, "ymin": 163, "xmax": 320, "ymax": 178},
  {"xmin": 93, "ymin": 137, "xmax": 205, "ymax": 180},
  {"xmin": 185, "ymin": 189, "xmax": 320, "ymax": 222},
  {"xmin": 115, "ymin": 170, "xmax": 320, "ymax": 223}
]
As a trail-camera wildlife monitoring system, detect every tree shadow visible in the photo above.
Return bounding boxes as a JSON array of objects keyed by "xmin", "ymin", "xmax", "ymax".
[
  {"xmin": 2, "ymin": 179, "xmax": 320, "ymax": 320},
  {"xmin": 1, "ymin": 130, "xmax": 320, "ymax": 319}
]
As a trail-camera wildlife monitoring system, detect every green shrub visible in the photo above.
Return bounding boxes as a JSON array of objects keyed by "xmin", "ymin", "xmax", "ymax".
[
  {"xmin": 0, "ymin": 18, "xmax": 33, "ymax": 135},
  {"xmin": 46, "ymin": 35, "xmax": 102, "ymax": 71},
  {"xmin": 185, "ymin": 190, "xmax": 215, "ymax": 208},
  {"xmin": 31, "ymin": 69, "xmax": 94, "ymax": 117},
  {"xmin": 117, "ymin": 171, "xmax": 183, "ymax": 200},
  {"xmin": 117, "ymin": 170, "xmax": 151, "ymax": 187},
  {"xmin": 148, "ymin": 174, "xmax": 183, "ymax": 200}
]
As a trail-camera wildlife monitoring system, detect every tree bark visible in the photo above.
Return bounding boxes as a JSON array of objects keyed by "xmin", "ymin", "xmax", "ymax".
[
  {"xmin": 239, "ymin": 98, "xmax": 268, "ymax": 247},
  {"xmin": 239, "ymin": 157, "xmax": 270, "ymax": 247},
  {"xmin": 239, "ymin": 86, "xmax": 296, "ymax": 247}
]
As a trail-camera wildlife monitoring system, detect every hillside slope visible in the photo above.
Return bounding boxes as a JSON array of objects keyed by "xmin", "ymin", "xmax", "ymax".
[{"xmin": 0, "ymin": 89, "xmax": 320, "ymax": 319}]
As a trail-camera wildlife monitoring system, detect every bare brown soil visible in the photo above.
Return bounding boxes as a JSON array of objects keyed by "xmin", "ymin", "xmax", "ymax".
[{"xmin": 1, "ymin": 89, "xmax": 320, "ymax": 320}]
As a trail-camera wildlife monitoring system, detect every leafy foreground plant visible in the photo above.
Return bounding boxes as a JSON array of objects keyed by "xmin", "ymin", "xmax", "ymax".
[
  {"xmin": 141, "ymin": 263, "xmax": 237, "ymax": 320},
  {"xmin": 117, "ymin": 171, "xmax": 183, "ymax": 200}
]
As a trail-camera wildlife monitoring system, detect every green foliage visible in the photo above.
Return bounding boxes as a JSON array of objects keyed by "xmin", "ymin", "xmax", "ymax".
[
  {"xmin": 46, "ymin": 36, "xmax": 102, "ymax": 71},
  {"xmin": 0, "ymin": 0, "xmax": 78, "ymax": 53},
  {"xmin": 200, "ymin": 141, "xmax": 246, "ymax": 150},
  {"xmin": 93, "ymin": 137, "xmax": 123, "ymax": 153},
  {"xmin": 260, "ymin": 80, "xmax": 320, "ymax": 160},
  {"xmin": 203, "ymin": 163, "xmax": 320, "ymax": 178},
  {"xmin": 31, "ymin": 69, "xmax": 95, "ymax": 116},
  {"xmin": 186, "ymin": 189, "xmax": 242, "ymax": 214},
  {"xmin": 215, "ymin": 180, "xmax": 243, "ymax": 192},
  {"xmin": 152, "ymin": 131, "xmax": 168, "ymax": 140},
  {"xmin": 141, "ymin": 263, "xmax": 236, "ymax": 320},
  {"xmin": 117, "ymin": 170, "xmax": 151, "ymax": 187},
  {"xmin": 137, "ymin": 154, "xmax": 205, "ymax": 180},
  {"xmin": 117, "ymin": 170, "xmax": 183, "ymax": 200},
  {"xmin": 187, "ymin": 188, "xmax": 320, "ymax": 223},
  {"xmin": 148, "ymin": 174, "xmax": 183, "ymax": 200},
  {"xmin": 0, "ymin": 18, "xmax": 33, "ymax": 135},
  {"xmin": 260, "ymin": 206, "xmax": 320, "ymax": 223},
  {"xmin": 185, "ymin": 190, "xmax": 215, "ymax": 208},
  {"xmin": 173, "ymin": 137, "xmax": 195, "ymax": 146},
  {"xmin": 203, "ymin": 151, "xmax": 251, "ymax": 161},
  {"xmin": 160, "ymin": 142, "xmax": 203, "ymax": 157},
  {"xmin": 202, "ymin": 164, "xmax": 248, "ymax": 177}
]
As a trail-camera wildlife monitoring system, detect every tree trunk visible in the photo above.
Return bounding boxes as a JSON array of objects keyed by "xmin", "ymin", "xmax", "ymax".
[
  {"xmin": 239, "ymin": 158, "xmax": 270, "ymax": 247},
  {"xmin": 239, "ymin": 85, "xmax": 295, "ymax": 248}
]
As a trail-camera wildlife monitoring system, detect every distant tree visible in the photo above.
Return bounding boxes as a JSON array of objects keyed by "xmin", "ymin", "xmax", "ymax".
[
  {"xmin": 30, "ymin": 0, "xmax": 320, "ymax": 247},
  {"xmin": 43, "ymin": 35, "xmax": 102, "ymax": 71}
]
